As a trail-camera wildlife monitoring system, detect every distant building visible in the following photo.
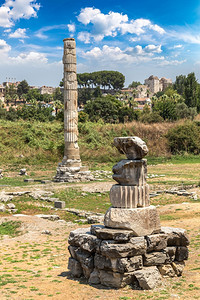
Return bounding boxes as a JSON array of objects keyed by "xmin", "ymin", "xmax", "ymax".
[
  {"xmin": 144, "ymin": 75, "xmax": 172, "ymax": 94},
  {"xmin": 39, "ymin": 86, "xmax": 55, "ymax": 95},
  {"xmin": 134, "ymin": 97, "xmax": 151, "ymax": 110}
]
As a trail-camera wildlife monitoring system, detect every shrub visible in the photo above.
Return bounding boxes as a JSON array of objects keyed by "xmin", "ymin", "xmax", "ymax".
[{"xmin": 166, "ymin": 121, "xmax": 200, "ymax": 154}]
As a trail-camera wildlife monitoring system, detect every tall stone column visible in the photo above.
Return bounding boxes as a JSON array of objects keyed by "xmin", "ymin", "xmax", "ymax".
[
  {"xmin": 62, "ymin": 38, "xmax": 81, "ymax": 168},
  {"xmin": 54, "ymin": 38, "xmax": 92, "ymax": 182}
]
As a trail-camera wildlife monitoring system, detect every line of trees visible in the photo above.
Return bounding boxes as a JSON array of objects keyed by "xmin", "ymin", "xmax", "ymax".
[{"xmin": 77, "ymin": 71, "xmax": 125, "ymax": 90}]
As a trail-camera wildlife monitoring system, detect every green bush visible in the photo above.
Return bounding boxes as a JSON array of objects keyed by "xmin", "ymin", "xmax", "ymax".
[{"xmin": 166, "ymin": 121, "xmax": 200, "ymax": 154}]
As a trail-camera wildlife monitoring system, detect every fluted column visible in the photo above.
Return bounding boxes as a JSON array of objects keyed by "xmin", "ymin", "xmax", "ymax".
[{"xmin": 62, "ymin": 38, "xmax": 81, "ymax": 167}]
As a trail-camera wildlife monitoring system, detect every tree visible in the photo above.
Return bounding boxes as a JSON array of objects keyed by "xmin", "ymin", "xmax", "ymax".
[
  {"xmin": 153, "ymin": 95, "xmax": 177, "ymax": 121},
  {"xmin": 184, "ymin": 72, "xmax": 199, "ymax": 109},
  {"xmin": 176, "ymin": 102, "xmax": 197, "ymax": 120},
  {"xmin": 26, "ymin": 88, "xmax": 41, "ymax": 102},
  {"xmin": 128, "ymin": 81, "xmax": 141, "ymax": 88},
  {"xmin": 53, "ymin": 87, "xmax": 63, "ymax": 103},
  {"xmin": 84, "ymin": 95, "xmax": 123, "ymax": 123},
  {"xmin": 17, "ymin": 80, "xmax": 29, "ymax": 98},
  {"xmin": 173, "ymin": 75, "xmax": 186, "ymax": 96}
]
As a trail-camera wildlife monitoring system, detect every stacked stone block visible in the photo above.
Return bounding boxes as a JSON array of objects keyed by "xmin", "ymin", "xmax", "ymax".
[{"xmin": 68, "ymin": 226, "xmax": 189, "ymax": 289}]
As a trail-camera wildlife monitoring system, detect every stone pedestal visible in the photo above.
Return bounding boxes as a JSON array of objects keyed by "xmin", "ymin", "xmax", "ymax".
[
  {"xmin": 104, "ymin": 206, "xmax": 161, "ymax": 236},
  {"xmin": 68, "ymin": 226, "xmax": 189, "ymax": 289},
  {"xmin": 54, "ymin": 38, "xmax": 93, "ymax": 182}
]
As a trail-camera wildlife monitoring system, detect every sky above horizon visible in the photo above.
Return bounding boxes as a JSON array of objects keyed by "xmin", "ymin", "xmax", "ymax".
[{"xmin": 0, "ymin": 0, "xmax": 200, "ymax": 87}]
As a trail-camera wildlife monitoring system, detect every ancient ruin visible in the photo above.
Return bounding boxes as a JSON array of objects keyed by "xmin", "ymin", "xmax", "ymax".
[
  {"xmin": 68, "ymin": 136, "xmax": 189, "ymax": 289},
  {"xmin": 54, "ymin": 38, "xmax": 93, "ymax": 182}
]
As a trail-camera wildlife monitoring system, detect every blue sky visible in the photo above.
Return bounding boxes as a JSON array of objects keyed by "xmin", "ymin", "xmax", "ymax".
[{"xmin": 0, "ymin": 0, "xmax": 200, "ymax": 87}]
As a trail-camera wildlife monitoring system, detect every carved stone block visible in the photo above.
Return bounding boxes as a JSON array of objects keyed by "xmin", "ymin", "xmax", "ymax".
[
  {"xmin": 104, "ymin": 206, "xmax": 161, "ymax": 236},
  {"xmin": 112, "ymin": 159, "xmax": 147, "ymax": 186},
  {"xmin": 114, "ymin": 136, "xmax": 148, "ymax": 159},
  {"xmin": 110, "ymin": 184, "xmax": 150, "ymax": 208}
]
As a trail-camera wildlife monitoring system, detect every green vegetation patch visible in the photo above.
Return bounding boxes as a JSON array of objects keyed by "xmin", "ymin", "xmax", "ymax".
[{"xmin": 0, "ymin": 221, "xmax": 21, "ymax": 237}]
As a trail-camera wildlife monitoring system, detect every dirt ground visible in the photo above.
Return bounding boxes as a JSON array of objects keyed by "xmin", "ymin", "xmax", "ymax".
[{"xmin": 0, "ymin": 182, "xmax": 200, "ymax": 300}]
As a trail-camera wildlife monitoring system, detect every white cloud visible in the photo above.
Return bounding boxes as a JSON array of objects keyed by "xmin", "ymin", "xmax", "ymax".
[
  {"xmin": 10, "ymin": 51, "xmax": 48, "ymax": 64},
  {"xmin": 35, "ymin": 24, "xmax": 67, "ymax": 39},
  {"xmin": 5, "ymin": 0, "xmax": 40, "ymax": 21},
  {"xmin": 160, "ymin": 59, "xmax": 186, "ymax": 66},
  {"xmin": 169, "ymin": 30, "xmax": 200, "ymax": 45},
  {"xmin": 4, "ymin": 28, "xmax": 11, "ymax": 32},
  {"xmin": 144, "ymin": 44, "xmax": 162, "ymax": 54},
  {"xmin": 172, "ymin": 44, "xmax": 183, "ymax": 49},
  {"xmin": 77, "ymin": 7, "xmax": 165, "ymax": 43},
  {"xmin": 0, "ymin": 6, "xmax": 13, "ymax": 27},
  {"xmin": 77, "ymin": 31, "xmax": 91, "ymax": 44},
  {"xmin": 126, "ymin": 44, "xmax": 162, "ymax": 56},
  {"xmin": 0, "ymin": 0, "xmax": 40, "ymax": 28},
  {"xmin": 67, "ymin": 23, "xmax": 75, "ymax": 33},
  {"xmin": 82, "ymin": 44, "xmax": 164, "ymax": 65},
  {"xmin": 0, "ymin": 39, "xmax": 11, "ymax": 53},
  {"xmin": 82, "ymin": 45, "xmax": 134, "ymax": 63},
  {"xmin": 9, "ymin": 28, "xmax": 28, "ymax": 38}
]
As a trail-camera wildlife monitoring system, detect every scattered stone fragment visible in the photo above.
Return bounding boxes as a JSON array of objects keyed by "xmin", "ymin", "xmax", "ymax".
[
  {"xmin": 6, "ymin": 203, "xmax": 16, "ymax": 209},
  {"xmin": 54, "ymin": 201, "xmax": 66, "ymax": 209},
  {"xmin": 89, "ymin": 268, "xmax": 101, "ymax": 285},
  {"xmin": 35, "ymin": 214, "xmax": 60, "ymax": 221},
  {"xmin": 68, "ymin": 228, "xmax": 100, "ymax": 253},
  {"xmin": 134, "ymin": 266, "xmax": 162, "ymax": 290},
  {"xmin": 24, "ymin": 178, "xmax": 34, "ymax": 182},
  {"xmin": 0, "ymin": 204, "xmax": 6, "ymax": 212},
  {"xmin": 68, "ymin": 257, "xmax": 83, "ymax": 277},
  {"xmin": 0, "ymin": 169, "xmax": 3, "ymax": 179},
  {"xmin": 19, "ymin": 168, "xmax": 27, "ymax": 176},
  {"xmin": 161, "ymin": 227, "xmax": 189, "ymax": 246},
  {"xmin": 158, "ymin": 264, "xmax": 176, "ymax": 277},
  {"xmin": 175, "ymin": 247, "xmax": 189, "ymax": 261},
  {"xmin": 40, "ymin": 180, "xmax": 52, "ymax": 184},
  {"xmin": 171, "ymin": 261, "xmax": 185, "ymax": 276},
  {"xmin": 143, "ymin": 252, "xmax": 169, "ymax": 266},
  {"xmin": 145, "ymin": 233, "xmax": 168, "ymax": 252},
  {"xmin": 41, "ymin": 230, "xmax": 52, "ymax": 235},
  {"xmin": 99, "ymin": 269, "xmax": 134, "ymax": 288},
  {"xmin": 91, "ymin": 225, "xmax": 135, "ymax": 242},
  {"xmin": 87, "ymin": 214, "xmax": 104, "ymax": 224}
]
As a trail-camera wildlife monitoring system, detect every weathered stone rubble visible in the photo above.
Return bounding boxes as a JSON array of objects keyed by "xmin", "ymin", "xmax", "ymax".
[
  {"xmin": 0, "ymin": 169, "xmax": 3, "ymax": 179},
  {"xmin": 68, "ymin": 226, "xmax": 189, "ymax": 289}
]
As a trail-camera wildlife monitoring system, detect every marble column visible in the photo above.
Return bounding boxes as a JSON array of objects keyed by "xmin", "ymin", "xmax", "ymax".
[{"xmin": 54, "ymin": 38, "xmax": 92, "ymax": 182}]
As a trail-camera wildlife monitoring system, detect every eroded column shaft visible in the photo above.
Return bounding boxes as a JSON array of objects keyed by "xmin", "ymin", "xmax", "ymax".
[{"xmin": 63, "ymin": 38, "xmax": 81, "ymax": 166}]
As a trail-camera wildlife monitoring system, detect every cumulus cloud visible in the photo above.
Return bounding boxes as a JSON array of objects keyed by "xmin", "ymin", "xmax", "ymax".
[
  {"xmin": 67, "ymin": 23, "xmax": 75, "ymax": 33},
  {"xmin": 125, "ymin": 44, "xmax": 162, "ymax": 56},
  {"xmin": 77, "ymin": 7, "xmax": 165, "ymax": 43},
  {"xmin": 9, "ymin": 28, "xmax": 28, "ymax": 38},
  {"xmin": 10, "ymin": 51, "xmax": 48, "ymax": 64},
  {"xmin": 0, "ymin": 6, "xmax": 13, "ymax": 27},
  {"xmin": 77, "ymin": 31, "xmax": 91, "ymax": 44},
  {"xmin": 160, "ymin": 59, "xmax": 186, "ymax": 66},
  {"xmin": 0, "ymin": 0, "xmax": 40, "ymax": 28},
  {"xmin": 82, "ymin": 44, "xmax": 164, "ymax": 65},
  {"xmin": 0, "ymin": 39, "xmax": 11, "ymax": 53}
]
